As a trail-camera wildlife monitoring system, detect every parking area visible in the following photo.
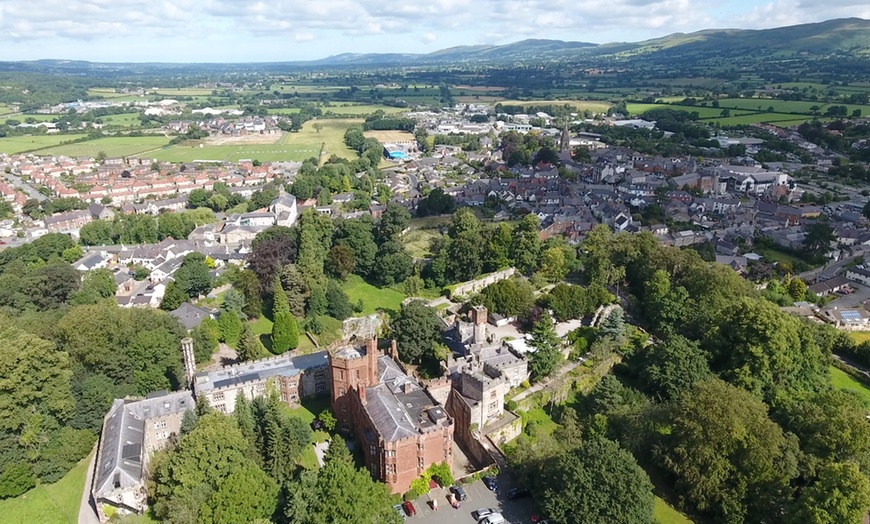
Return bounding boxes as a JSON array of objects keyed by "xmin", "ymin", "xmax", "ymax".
[{"xmin": 404, "ymin": 472, "xmax": 538, "ymax": 524}]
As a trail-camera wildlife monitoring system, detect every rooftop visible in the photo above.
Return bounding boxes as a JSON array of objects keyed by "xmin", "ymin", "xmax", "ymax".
[{"xmin": 194, "ymin": 351, "xmax": 328, "ymax": 393}]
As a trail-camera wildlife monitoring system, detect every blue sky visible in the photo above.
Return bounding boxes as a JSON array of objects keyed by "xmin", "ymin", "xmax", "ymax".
[{"xmin": 0, "ymin": 0, "xmax": 866, "ymax": 62}]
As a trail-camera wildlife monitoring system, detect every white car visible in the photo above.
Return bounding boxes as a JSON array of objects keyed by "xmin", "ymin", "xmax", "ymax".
[
  {"xmin": 473, "ymin": 508, "xmax": 497, "ymax": 520},
  {"xmin": 480, "ymin": 513, "xmax": 505, "ymax": 524}
]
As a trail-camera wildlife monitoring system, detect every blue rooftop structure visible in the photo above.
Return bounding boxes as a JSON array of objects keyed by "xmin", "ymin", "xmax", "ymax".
[{"xmin": 388, "ymin": 150, "xmax": 409, "ymax": 160}]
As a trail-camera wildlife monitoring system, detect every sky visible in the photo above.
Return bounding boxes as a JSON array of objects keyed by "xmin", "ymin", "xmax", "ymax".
[{"xmin": 0, "ymin": 0, "xmax": 869, "ymax": 63}]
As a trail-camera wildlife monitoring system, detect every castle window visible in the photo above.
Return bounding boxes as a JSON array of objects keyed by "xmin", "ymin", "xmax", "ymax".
[
  {"xmin": 370, "ymin": 445, "xmax": 376, "ymax": 456},
  {"xmin": 154, "ymin": 420, "xmax": 167, "ymax": 430},
  {"xmin": 215, "ymin": 404, "xmax": 226, "ymax": 413},
  {"xmin": 316, "ymin": 382, "xmax": 325, "ymax": 393},
  {"xmin": 418, "ymin": 457, "xmax": 424, "ymax": 469},
  {"xmin": 339, "ymin": 387, "xmax": 346, "ymax": 396},
  {"xmin": 356, "ymin": 370, "xmax": 360, "ymax": 380},
  {"xmin": 341, "ymin": 403, "xmax": 347, "ymax": 413},
  {"xmin": 212, "ymin": 391, "xmax": 225, "ymax": 401}
]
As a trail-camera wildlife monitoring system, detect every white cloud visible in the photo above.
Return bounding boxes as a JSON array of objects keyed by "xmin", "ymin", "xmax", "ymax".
[{"xmin": 0, "ymin": 0, "xmax": 863, "ymax": 60}]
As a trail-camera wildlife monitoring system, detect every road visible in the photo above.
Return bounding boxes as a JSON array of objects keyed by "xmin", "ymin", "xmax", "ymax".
[
  {"xmin": 824, "ymin": 283, "xmax": 870, "ymax": 310},
  {"xmin": 799, "ymin": 256, "xmax": 858, "ymax": 282},
  {"xmin": 78, "ymin": 447, "xmax": 99, "ymax": 524},
  {"xmin": 2, "ymin": 172, "xmax": 47, "ymax": 201}
]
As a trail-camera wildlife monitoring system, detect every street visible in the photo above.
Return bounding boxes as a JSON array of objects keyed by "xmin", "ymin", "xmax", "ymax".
[
  {"xmin": 406, "ymin": 474, "xmax": 538, "ymax": 524},
  {"xmin": 824, "ymin": 283, "xmax": 870, "ymax": 310},
  {"xmin": 2, "ymin": 172, "xmax": 47, "ymax": 202}
]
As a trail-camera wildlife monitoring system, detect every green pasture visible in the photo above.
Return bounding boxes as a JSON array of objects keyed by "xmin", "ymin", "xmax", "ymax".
[
  {"xmin": 0, "ymin": 451, "xmax": 91, "ymax": 524},
  {"xmin": 829, "ymin": 365, "xmax": 870, "ymax": 408},
  {"xmin": 98, "ymin": 112, "xmax": 143, "ymax": 127},
  {"xmin": 716, "ymin": 98, "xmax": 870, "ymax": 115},
  {"xmin": 17, "ymin": 113, "xmax": 58, "ymax": 122},
  {"xmin": 148, "ymin": 119, "xmax": 360, "ymax": 163},
  {"xmin": 0, "ymin": 133, "xmax": 88, "ymax": 154},
  {"xmin": 321, "ymin": 104, "xmax": 408, "ymax": 116},
  {"xmin": 268, "ymin": 107, "xmax": 302, "ymax": 115},
  {"xmin": 35, "ymin": 136, "xmax": 171, "ymax": 158},
  {"xmin": 498, "ymin": 99, "xmax": 611, "ymax": 114},
  {"xmin": 149, "ymin": 88, "xmax": 216, "ymax": 96},
  {"xmin": 268, "ymin": 84, "xmax": 342, "ymax": 94},
  {"xmin": 627, "ymin": 103, "xmax": 754, "ymax": 119},
  {"xmin": 655, "ymin": 497, "xmax": 694, "ymax": 524}
]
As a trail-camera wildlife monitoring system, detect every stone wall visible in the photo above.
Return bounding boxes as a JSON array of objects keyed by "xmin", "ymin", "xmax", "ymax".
[
  {"xmin": 342, "ymin": 313, "xmax": 385, "ymax": 341},
  {"xmin": 450, "ymin": 268, "xmax": 516, "ymax": 299}
]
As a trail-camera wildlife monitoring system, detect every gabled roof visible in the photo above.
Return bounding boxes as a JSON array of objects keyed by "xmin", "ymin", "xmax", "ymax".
[{"xmin": 170, "ymin": 303, "xmax": 214, "ymax": 331}]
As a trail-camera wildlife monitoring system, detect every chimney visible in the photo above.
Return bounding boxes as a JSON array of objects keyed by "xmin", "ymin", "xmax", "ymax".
[
  {"xmin": 404, "ymin": 382, "xmax": 413, "ymax": 394},
  {"xmin": 389, "ymin": 340, "xmax": 398, "ymax": 361},
  {"xmin": 180, "ymin": 337, "xmax": 196, "ymax": 390},
  {"xmin": 358, "ymin": 384, "xmax": 367, "ymax": 404}
]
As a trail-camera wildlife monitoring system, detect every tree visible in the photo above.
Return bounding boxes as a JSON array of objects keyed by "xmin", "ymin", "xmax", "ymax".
[
  {"xmin": 283, "ymin": 440, "xmax": 401, "ymax": 524},
  {"xmin": 248, "ymin": 230, "xmax": 297, "ymax": 292},
  {"xmin": 280, "ymin": 264, "xmax": 308, "ymax": 317},
  {"xmin": 538, "ymin": 438, "xmax": 655, "ymax": 524},
  {"xmin": 529, "ymin": 316, "xmax": 562, "ymax": 380},
  {"xmin": 334, "ymin": 217, "xmax": 378, "ymax": 276},
  {"xmin": 803, "ymin": 223, "xmax": 836, "ymax": 258},
  {"xmin": 546, "ymin": 283, "xmax": 590, "ymax": 322},
  {"xmin": 477, "ymin": 277, "xmax": 536, "ymax": 318},
  {"xmin": 377, "ymin": 202, "xmax": 410, "ymax": 242},
  {"xmin": 392, "ymin": 300, "xmax": 442, "ymax": 364},
  {"xmin": 23, "ymin": 263, "xmax": 81, "ymax": 310},
  {"xmin": 786, "ymin": 277, "xmax": 807, "ymax": 301},
  {"xmin": 233, "ymin": 269, "xmax": 262, "ymax": 319},
  {"xmin": 152, "ymin": 414, "xmax": 278, "ymax": 524},
  {"xmin": 72, "ymin": 268, "xmax": 116, "ymax": 305},
  {"xmin": 218, "ymin": 311, "xmax": 243, "ymax": 347},
  {"xmin": 188, "ymin": 188, "xmax": 210, "ymax": 209},
  {"xmin": 0, "ymin": 462, "xmax": 36, "ymax": 499},
  {"xmin": 538, "ymin": 246, "xmax": 568, "ymax": 282},
  {"xmin": 416, "ymin": 187, "xmax": 456, "ymax": 217},
  {"xmin": 174, "ymin": 253, "xmax": 213, "ymax": 299},
  {"xmin": 511, "ymin": 214, "xmax": 542, "ymax": 274},
  {"xmin": 192, "ymin": 318, "xmax": 220, "ymax": 363},
  {"xmin": 653, "ymin": 379, "xmax": 799, "ymax": 523},
  {"xmin": 790, "ymin": 461, "xmax": 870, "ymax": 524},
  {"xmin": 220, "ymin": 289, "xmax": 246, "ymax": 318},
  {"xmin": 326, "ymin": 244, "xmax": 355, "ymax": 280},
  {"xmin": 325, "ymin": 279, "xmax": 353, "ymax": 320},
  {"xmin": 635, "ymin": 335, "xmax": 711, "ymax": 401},
  {"xmin": 317, "ymin": 410, "xmax": 336, "ymax": 432},
  {"xmin": 238, "ymin": 324, "xmax": 269, "ymax": 362},
  {"xmin": 598, "ymin": 307, "xmax": 625, "ymax": 341},
  {"xmin": 271, "ymin": 277, "xmax": 298, "ymax": 354},
  {"xmin": 372, "ymin": 240, "xmax": 413, "ymax": 286},
  {"xmin": 160, "ymin": 281, "xmax": 187, "ymax": 311}
]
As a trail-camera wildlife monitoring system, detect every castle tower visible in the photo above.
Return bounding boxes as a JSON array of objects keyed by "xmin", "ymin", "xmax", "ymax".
[
  {"xmin": 471, "ymin": 305, "xmax": 488, "ymax": 345},
  {"xmin": 329, "ymin": 338, "xmax": 380, "ymax": 433},
  {"xmin": 180, "ymin": 337, "xmax": 196, "ymax": 390}
]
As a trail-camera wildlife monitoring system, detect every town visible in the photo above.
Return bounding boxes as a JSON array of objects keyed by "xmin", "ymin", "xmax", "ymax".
[{"xmin": 4, "ymin": 15, "xmax": 870, "ymax": 524}]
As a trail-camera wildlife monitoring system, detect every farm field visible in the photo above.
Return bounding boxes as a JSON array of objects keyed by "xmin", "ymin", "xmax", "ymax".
[
  {"xmin": 35, "ymin": 136, "xmax": 171, "ymax": 158},
  {"xmin": 499, "ymin": 99, "xmax": 612, "ymax": 113},
  {"xmin": 147, "ymin": 119, "xmax": 360, "ymax": 163},
  {"xmin": 269, "ymin": 84, "xmax": 342, "ymax": 94},
  {"xmin": 17, "ymin": 113, "xmax": 59, "ymax": 122},
  {"xmin": 149, "ymin": 88, "xmax": 216, "ymax": 96},
  {"xmin": 363, "ymin": 130, "xmax": 415, "ymax": 142},
  {"xmin": 99, "ymin": 112, "xmax": 144, "ymax": 127},
  {"xmin": 267, "ymin": 107, "xmax": 302, "ymax": 115},
  {"xmin": 707, "ymin": 113, "xmax": 813, "ymax": 126},
  {"xmin": 0, "ymin": 103, "xmax": 14, "ymax": 115},
  {"xmin": 829, "ymin": 365, "xmax": 870, "ymax": 407},
  {"xmin": 0, "ymin": 133, "xmax": 88, "ymax": 154},
  {"xmin": 341, "ymin": 275, "xmax": 406, "ymax": 316},
  {"xmin": 655, "ymin": 497, "xmax": 694, "ymax": 524},
  {"xmin": 627, "ymin": 103, "xmax": 754, "ymax": 119},
  {"xmin": 0, "ymin": 451, "xmax": 91, "ymax": 524},
  {"xmin": 716, "ymin": 98, "xmax": 870, "ymax": 115},
  {"xmin": 322, "ymin": 104, "xmax": 408, "ymax": 116}
]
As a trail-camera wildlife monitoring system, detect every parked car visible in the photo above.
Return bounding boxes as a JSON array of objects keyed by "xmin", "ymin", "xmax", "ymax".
[
  {"xmin": 393, "ymin": 504, "xmax": 406, "ymax": 519},
  {"xmin": 482, "ymin": 476, "xmax": 498, "ymax": 493},
  {"xmin": 480, "ymin": 513, "xmax": 505, "ymax": 524},
  {"xmin": 473, "ymin": 508, "xmax": 497, "ymax": 520},
  {"xmin": 450, "ymin": 485, "xmax": 467, "ymax": 501},
  {"xmin": 507, "ymin": 487, "xmax": 530, "ymax": 499},
  {"xmin": 402, "ymin": 501, "xmax": 416, "ymax": 516}
]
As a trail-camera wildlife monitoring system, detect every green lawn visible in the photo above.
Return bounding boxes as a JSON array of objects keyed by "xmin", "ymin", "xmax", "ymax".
[
  {"xmin": 850, "ymin": 332, "xmax": 870, "ymax": 344},
  {"xmin": 287, "ymin": 397, "xmax": 333, "ymax": 470},
  {"xmin": 341, "ymin": 275, "xmax": 406, "ymax": 315},
  {"xmin": 830, "ymin": 365, "xmax": 870, "ymax": 407},
  {"xmin": 99, "ymin": 112, "xmax": 144, "ymax": 127},
  {"xmin": 321, "ymin": 104, "xmax": 409, "ymax": 116},
  {"xmin": 0, "ymin": 451, "xmax": 91, "ymax": 524},
  {"xmin": 147, "ymin": 119, "xmax": 361, "ymax": 163},
  {"xmin": 35, "ymin": 136, "xmax": 171, "ymax": 158},
  {"xmin": 655, "ymin": 497, "xmax": 694, "ymax": 524},
  {"xmin": 402, "ymin": 229, "xmax": 441, "ymax": 259},
  {"xmin": 0, "ymin": 134, "xmax": 88, "ymax": 154}
]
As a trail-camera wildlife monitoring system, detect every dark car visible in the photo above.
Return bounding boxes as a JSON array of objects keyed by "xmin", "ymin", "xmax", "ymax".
[
  {"xmin": 450, "ymin": 485, "xmax": 467, "ymax": 501},
  {"xmin": 482, "ymin": 476, "xmax": 498, "ymax": 493},
  {"xmin": 507, "ymin": 487, "xmax": 530, "ymax": 499},
  {"xmin": 402, "ymin": 501, "xmax": 416, "ymax": 516}
]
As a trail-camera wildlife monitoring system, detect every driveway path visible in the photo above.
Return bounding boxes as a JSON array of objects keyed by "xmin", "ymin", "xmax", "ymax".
[{"xmin": 78, "ymin": 446, "xmax": 99, "ymax": 524}]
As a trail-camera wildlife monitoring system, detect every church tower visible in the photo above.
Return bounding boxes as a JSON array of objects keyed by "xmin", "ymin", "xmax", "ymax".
[{"xmin": 559, "ymin": 119, "xmax": 571, "ymax": 154}]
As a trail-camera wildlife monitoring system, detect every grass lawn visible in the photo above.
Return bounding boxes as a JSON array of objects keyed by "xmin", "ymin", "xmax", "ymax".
[
  {"xmin": 99, "ymin": 112, "xmax": 144, "ymax": 127},
  {"xmin": 0, "ymin": 451, "xmax": 91, "ymax": 524},
  {"xmin": 402, "ymin": 229, "xmax": 441, "ymax": 258},
  {"xmin": 518, "ymin": 406, "xmax": 558, "ymax": 436},
  {"xmin": 323, "ymin": 104, "xmax": 409, "ymax": 116},
  {"xmin": 754, "ymin": 247, "xmax": 817, "ymax": 270},
  {"xmin": 830, "ymin": 365, "xmax": 870, "ymax": 407},
  {"xmin": 655, "ymin": 497, "xmax": 694, "ymax": 524},
  {"xmin": 717, "ymin": 98, "xmax": 870, "ymax": 116},
  {"xmin": 148, "ymin": 119, "xmax": 361, "ymax": 163},
  {"xmin": 499, "ymin": 99, "xmax": 612, "ymax": 114},
  {"xmin": 35, "ymin": 136, "xmax": 171, "ymax": 158},
  {"xmin": 0, "ymin": 133, "xmax": 88, "ymax": 154},
  {"xmin": 288, "ymin": 397, "xmax": 333, "ymax": 470},
  {"xmin": 341, "ymin": 275, "xmax": 406, "ymax": 316},
  {"xmin": 850, "ymin": 332, "xmax": 870, "ymax": 344}
]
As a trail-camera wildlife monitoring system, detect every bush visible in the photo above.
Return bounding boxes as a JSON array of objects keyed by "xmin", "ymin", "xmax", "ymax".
[
  {"xmin": 0, "ymin": 462, "xmax": 36, "ymax": 499},
  {"xmin": 505, "ymin": 400, "xmax": 518, "ymax": 412},
  {"xmin": 406, "ymin": 477, "xmax": 430, "ymax": 500}
]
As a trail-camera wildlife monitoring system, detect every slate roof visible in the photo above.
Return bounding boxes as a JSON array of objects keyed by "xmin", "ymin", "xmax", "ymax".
[
  {"xmin": 93, "ymin": 391, "xmax": 194, "ymax": 499},
  {"xmin": 194, "ymin": 351, "xmax": 329, "ymax": 393},
  {"xmin": 169, "ymin": 303, "xmax": 214, "ymax": 331}
]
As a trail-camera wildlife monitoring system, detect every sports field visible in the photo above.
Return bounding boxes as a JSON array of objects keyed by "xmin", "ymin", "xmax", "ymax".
[
  {"xmin": 34, "ymin": 136, "xmax": 171, "ymax": 158},
  {"xmin": 363, "ymin": 130, "xmax": 415, "ymax": 142},
  {"xmin": 146, "ymin": 119, "xmax": 361, "ymax": 163},
  {"xmin": 0, "ymin": 134, "xmax": 88, "ymax": 154}
]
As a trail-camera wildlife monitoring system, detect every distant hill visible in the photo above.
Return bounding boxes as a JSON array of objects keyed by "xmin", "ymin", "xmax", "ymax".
[{"xmin": 1, "ymin": 18, "xmax": 869, "ymax": 73}]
